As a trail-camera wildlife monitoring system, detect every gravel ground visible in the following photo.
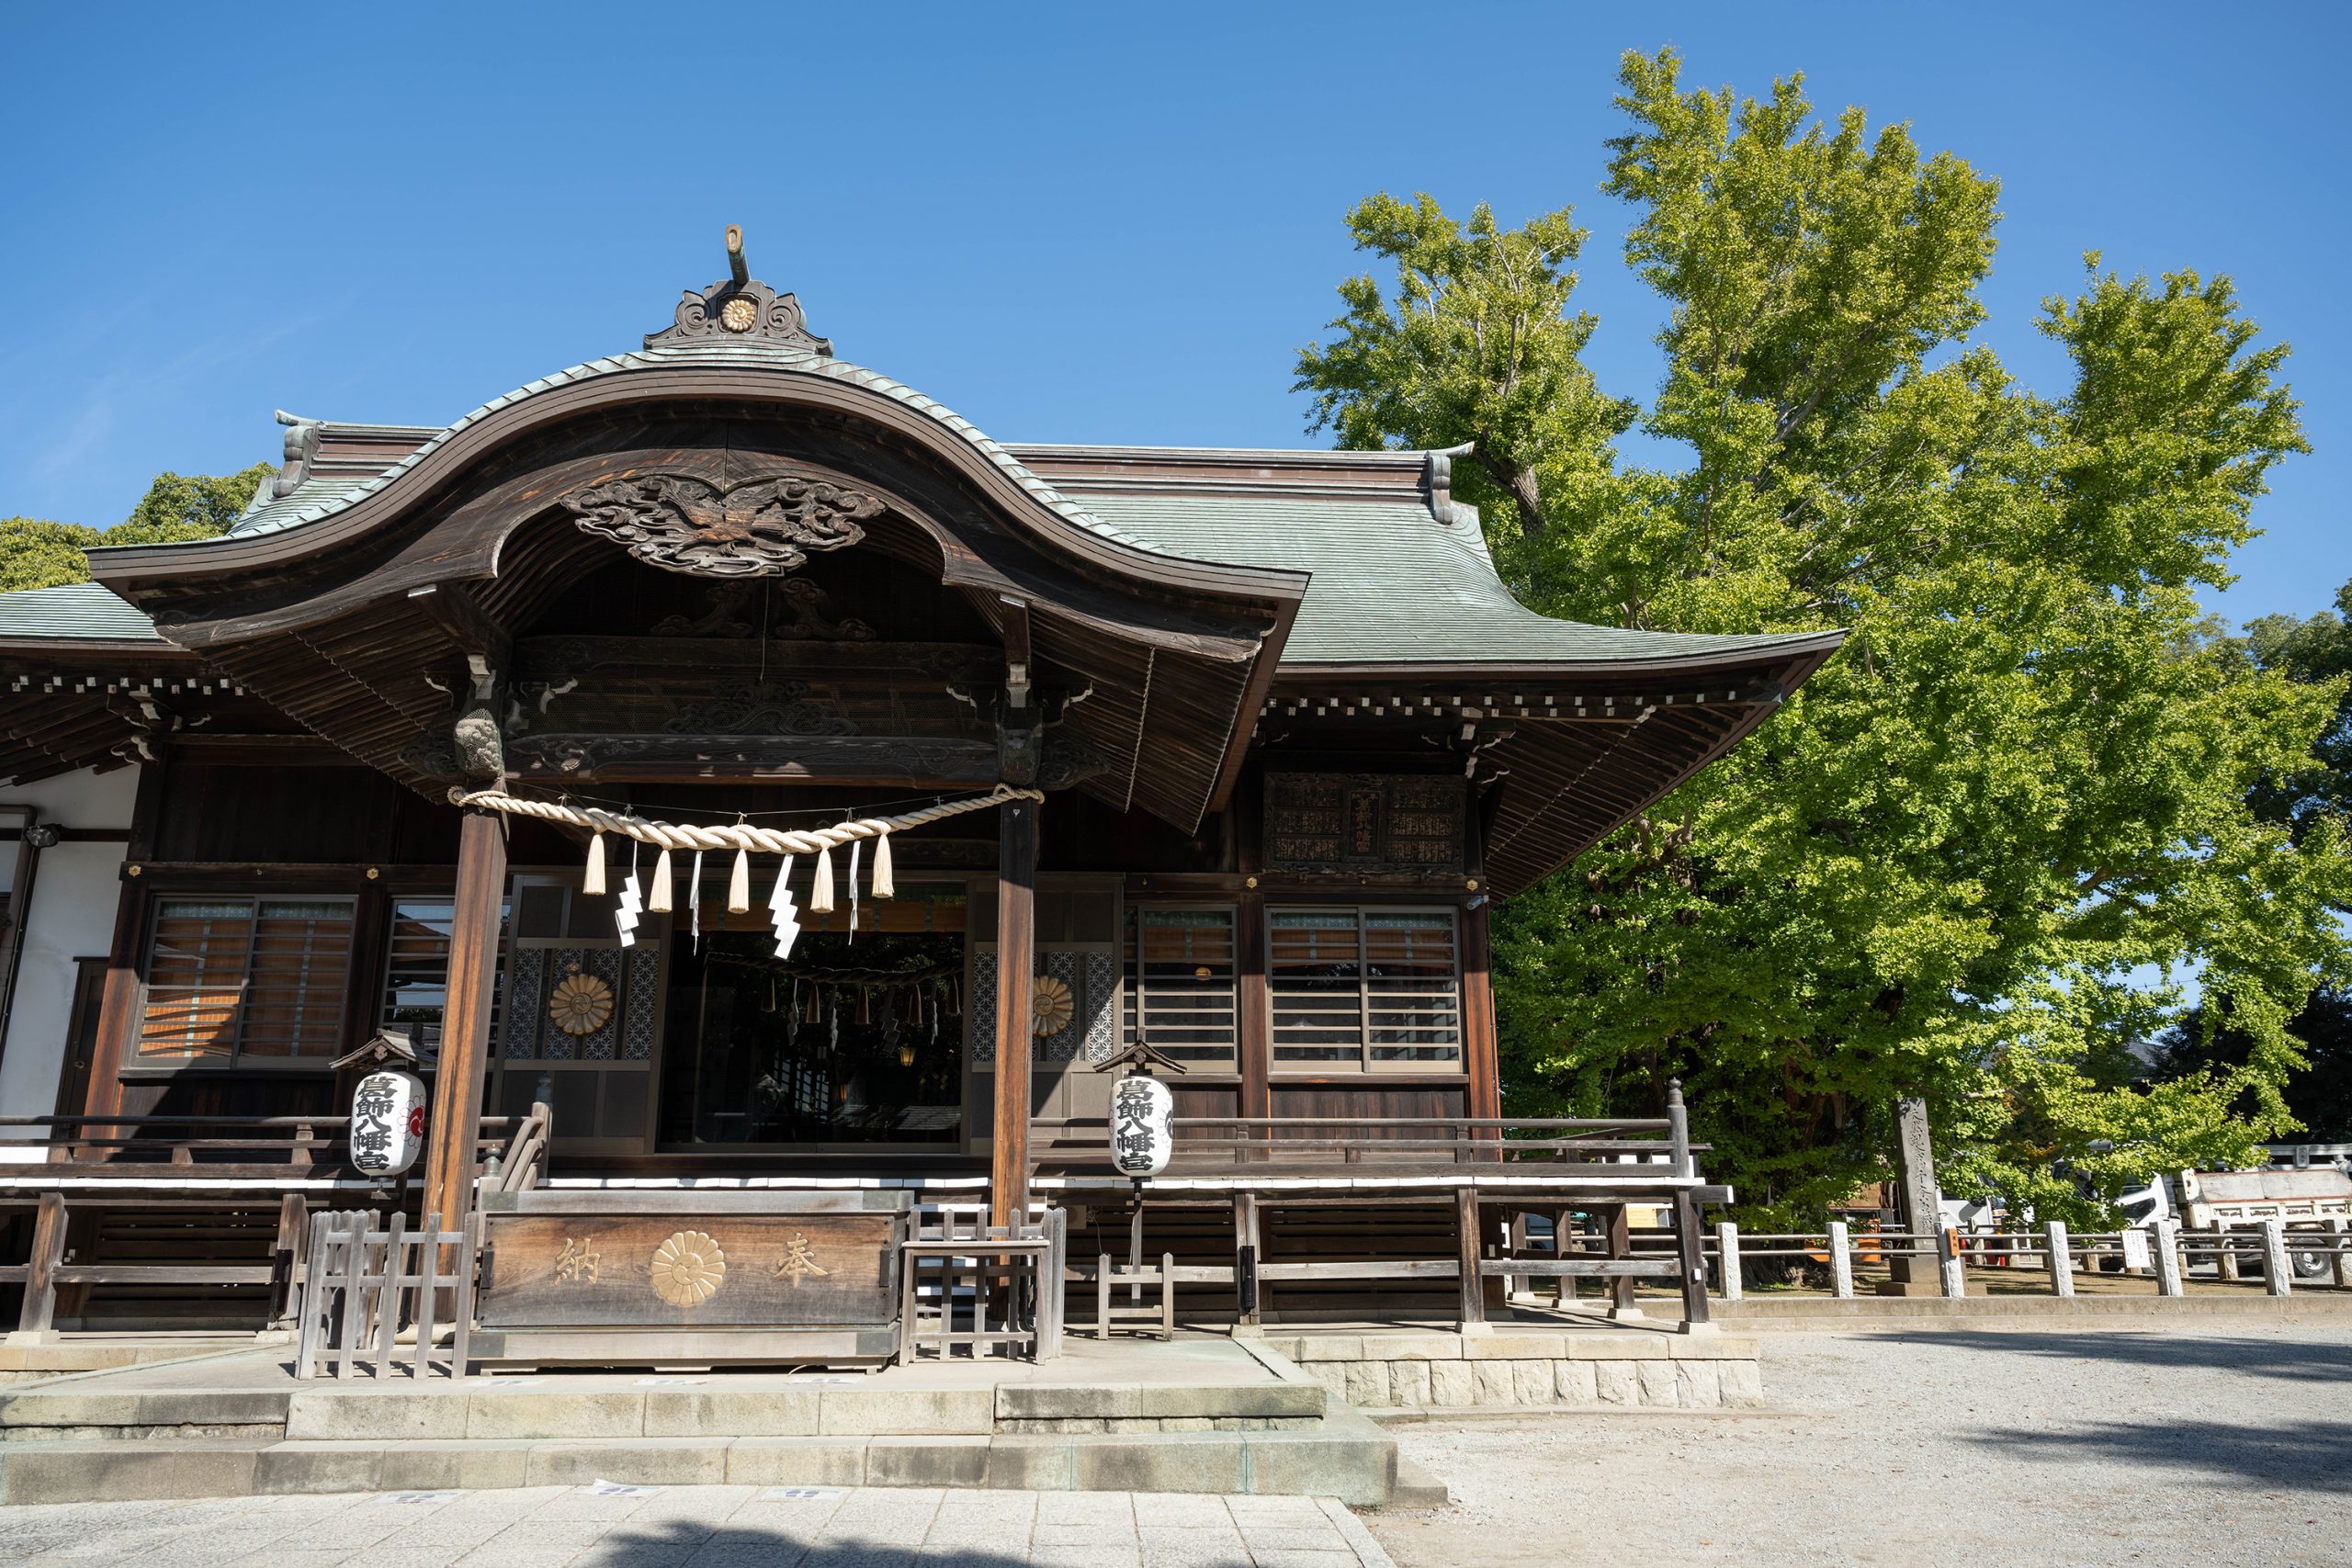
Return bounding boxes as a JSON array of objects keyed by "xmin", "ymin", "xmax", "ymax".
[{"xmin": 1370, "ymin": 1321, "xmax": 2352, "ymax": 1568}]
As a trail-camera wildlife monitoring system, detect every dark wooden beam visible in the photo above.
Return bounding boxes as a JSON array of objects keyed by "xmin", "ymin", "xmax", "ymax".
[
  {"xmin": 505, "ymin": 734, "xmax": 1000, "ymax": 786},
  {"xmin": 405, "ymin": 582, "xmax": 510, "ymax": 671}
]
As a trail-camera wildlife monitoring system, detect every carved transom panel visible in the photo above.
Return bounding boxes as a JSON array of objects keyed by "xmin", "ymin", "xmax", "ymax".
[{"xmin": 559, "ymin": 472, "xmax": 886, "ymax": 578}]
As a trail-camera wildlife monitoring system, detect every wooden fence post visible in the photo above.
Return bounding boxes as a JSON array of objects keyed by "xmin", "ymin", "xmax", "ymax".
[
  {"xmin": 2045, "ymin": 1221, "xmax": 2074, "ymax": 1297},
  {"xmin": 1826, "ymin": 1221, "xmax": 1854, "ymax": 1299},
  {"xmin": 1938, "ymin": 1226, "xmax": 1967, "ymax": 1299},
  {"xmin": 2260, "ymin": 1219, "xmax": 2293, "ymax": 1298},
  {"xmin": 2153, "ymin": 1218, "xmax": 2185, "ymax": 1297},
  {"xmin": 1717, "ymin": 1221, "xmax": 1743, "ymax": 1302}
]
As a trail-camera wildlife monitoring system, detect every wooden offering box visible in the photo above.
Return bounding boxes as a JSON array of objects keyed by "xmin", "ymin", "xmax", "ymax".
[{"xmin": 472, "ymin": 1190, "xmax": 910, "ymax": 1367}]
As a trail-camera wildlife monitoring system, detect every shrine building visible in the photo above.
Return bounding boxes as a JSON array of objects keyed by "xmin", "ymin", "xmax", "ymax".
[{"xmin": 0, "ymin": 236, "xmax": 1839, "ymax": 1340}]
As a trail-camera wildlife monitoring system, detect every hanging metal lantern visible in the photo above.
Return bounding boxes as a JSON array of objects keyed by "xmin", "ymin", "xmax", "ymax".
[
  {"xmin": 350, "ymin": 1068, "xmax": 427, "ymax": 1178},
  {"xmin": 1108, "ymin": 1072, "xmax": 1174, "ymax": 1179}
]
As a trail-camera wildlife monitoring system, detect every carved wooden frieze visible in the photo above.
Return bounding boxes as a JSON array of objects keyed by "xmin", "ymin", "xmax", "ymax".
[
  {"xmin": 1264, "ymin": 773, "xmax": 1464, "ymax": 875},
  {"xmin": 660, "ymin": 676, "xmax": 858, "ymax": 739},
  {"xmin": 560, "ymin": 473, "xmax": 886, "ymax": 578}
]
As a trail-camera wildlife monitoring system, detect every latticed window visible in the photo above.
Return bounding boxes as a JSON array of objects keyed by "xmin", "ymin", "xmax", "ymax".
[
  {"xmin": 379, "ymin": 897, "xmax": 505, "ymax": 1052},
  {"xmin": 140, "ymin": 897, "xmax": 356, "ymax": 1063},
  {"xmin": 1122, "ymin": 907, "xmax": 1237, "ymax": 1068},
  {"xmin": 1270, "ymin": 907, "xmax": 1460, "ymax": 1072}
]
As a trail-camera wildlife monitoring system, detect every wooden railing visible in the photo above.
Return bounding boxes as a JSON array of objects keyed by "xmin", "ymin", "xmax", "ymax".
[
  {"xmin": 1033, "ymin": 1112, "xmax": 1698, "ymax": 1179},
  {"xmin": 0, "ymin": 1112, "xmax": 525, "ymax": 1339},
  {"xmin": 0, "ymin": 1114, "xmax": 518, "ymax": 1178}
]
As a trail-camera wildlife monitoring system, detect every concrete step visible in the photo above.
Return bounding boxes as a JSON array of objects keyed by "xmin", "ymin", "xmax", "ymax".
[
  {"xmin": 1383, "ymin": 1457, "xmax": 1451, "ymax": 1509},
  {"xmin": 0, "ymin": 1378, "xmax": 1325, "ymax": 1443},
  {"xmin": 0, "ymin": 1407, "xmax": 1397, "ymax": 1506}
]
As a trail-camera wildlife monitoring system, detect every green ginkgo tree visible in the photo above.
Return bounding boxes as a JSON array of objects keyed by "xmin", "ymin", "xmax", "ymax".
[{"xmin": 1296, "ymin": 48, "xmax": 2351, "ymax": 1224}]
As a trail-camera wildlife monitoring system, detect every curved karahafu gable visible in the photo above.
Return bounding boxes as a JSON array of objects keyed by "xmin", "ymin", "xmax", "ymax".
[
  {"xmin": 85, "ymin": 276, "xmax": 1310, "ymax": 834},
  {"xmin": 51, "ymin": 244, "xmax": 1846, "ymax": 891}
]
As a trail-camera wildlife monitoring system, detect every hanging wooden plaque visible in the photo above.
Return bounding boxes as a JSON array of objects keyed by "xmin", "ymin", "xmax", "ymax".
[{"xmin": 1263, "ymin": 773, "xmax": 1464, "ymax": 875}]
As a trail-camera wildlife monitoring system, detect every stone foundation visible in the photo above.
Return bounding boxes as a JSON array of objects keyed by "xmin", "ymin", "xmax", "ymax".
[{"xmin": 1261, "ymin": 1331, "xmax": 1764, "ymax": 1411}]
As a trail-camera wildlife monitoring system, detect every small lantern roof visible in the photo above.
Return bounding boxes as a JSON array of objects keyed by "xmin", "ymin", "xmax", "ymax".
[{"xmin": 332, "ymin": 1027, "xmax": 430, "ymax": 1073}]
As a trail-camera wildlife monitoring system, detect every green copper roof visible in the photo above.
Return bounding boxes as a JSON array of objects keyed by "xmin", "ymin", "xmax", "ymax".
[
  {"xmin": 1066, "ymin": 487, "xmax": 1824, "ymax": 667},
  {"xmin": 0, "ymin": 581, "xmax": 165, "ymax": 643},
  {"xmin": 41, "ymin": 336, "xmax": 1828, "ymax": 671}
]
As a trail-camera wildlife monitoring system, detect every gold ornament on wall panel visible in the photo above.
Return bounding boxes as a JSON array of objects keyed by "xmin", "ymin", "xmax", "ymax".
[
  {"xmin": 1032, "ymin": 973, "xmax": 1075, "ymax": 1036},
  {"xmin": 650, "ymin": 1230, "xmax": 727, "ymax": 1306},
  {"xmin": 548, "ymin": 964, "xmax": 615, "ymax": 1036}
]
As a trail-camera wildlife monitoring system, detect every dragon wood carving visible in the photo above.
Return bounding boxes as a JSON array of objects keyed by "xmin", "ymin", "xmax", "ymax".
[{"xmin": 560, "ymin": 472, "xmax": 886, "ymax": 577}]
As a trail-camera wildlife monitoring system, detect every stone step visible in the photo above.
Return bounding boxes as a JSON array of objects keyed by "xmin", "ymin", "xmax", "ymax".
[
  {"xmin": 1384, "ymin": 1458, "xmax": 1452, "ymax": 1509},
  {"xmin": 0, "ymin": 1407, "xmax": 1397, "ymax": 1506},
  {"xmin": 0, "ymin": 1378, "xmax": 1325, "ymax": 1443}
]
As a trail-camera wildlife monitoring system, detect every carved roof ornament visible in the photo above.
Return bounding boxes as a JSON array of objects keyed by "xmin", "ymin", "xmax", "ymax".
[
  {"xmin": 560, "ymin": 471, "xmax": 887, "ymax": 577},
  {"xmin": 645, "ymin": 224, "xmax": 833, "ymax": 355}
]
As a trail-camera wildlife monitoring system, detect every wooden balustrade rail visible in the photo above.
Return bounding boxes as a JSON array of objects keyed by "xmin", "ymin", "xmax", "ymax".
[
  {"xmin": 1030, "ymin": 1114, "xmax": 1700, "ymax": 1179},
  {"xmin": 0, "ymin": 1113, "xmax": 531, "ymax": 1340}
]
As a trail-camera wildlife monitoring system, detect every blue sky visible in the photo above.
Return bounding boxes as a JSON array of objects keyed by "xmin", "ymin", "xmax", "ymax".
[{"xmin": 2, "ymin": 2, "xmax": 2345, "ymax": 625}]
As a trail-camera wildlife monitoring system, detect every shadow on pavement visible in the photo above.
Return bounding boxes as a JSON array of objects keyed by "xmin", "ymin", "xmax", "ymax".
[
  {"xmin": 580, "ymin": 1521, "xmax": 1061, "ymax": 1566},
  {"xmin": 1962, "ymin": 1416, "xmax": 2352, "ymax": 1494},
  {"xmin": 1860, "ymin": 1329, "xmax": 2352, "ymax": 1383}
]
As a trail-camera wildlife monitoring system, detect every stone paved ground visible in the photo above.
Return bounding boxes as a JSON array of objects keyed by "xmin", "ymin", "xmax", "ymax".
[
  {"xmin": 1370, "ymin": 1320, "xmax": 2352, "ymax": 1567},
  {"xmin": 0, "ymin": 1485, "xmax": 1395, "ymax": 1567}
]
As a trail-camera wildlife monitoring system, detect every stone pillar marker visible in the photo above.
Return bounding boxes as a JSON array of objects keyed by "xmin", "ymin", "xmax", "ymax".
[
  {"xmin": 2153, "ymin": 1218, "xmax": 2186, "ymax": 1297},
  {"xmin": 2330, "ymin": 1216, "xmax": 2352, "ymax": 1291},
  {"xmin": 2045, "ymin": 1220, "xmax": 2074, "ymax": 1297},
  {"xmin": 1826, "ymin": 1220, "xmax": 1855, "ymax": 1299},
  {"xmin": 1717, "ymin": 1221, "xmax": 1743, "ymax": 1302},
  {"xmin": 2260, "ymin": 1218, "xmax": 2294, "ymax": 1298},
  {"xmin": 1882, "ymin": 1097, "xmax": 1960, "ymax": 1296}
]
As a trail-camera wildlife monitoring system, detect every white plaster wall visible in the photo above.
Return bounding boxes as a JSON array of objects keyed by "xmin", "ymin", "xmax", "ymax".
[{"xmin": 0, "ymin": 765, "xmax": 138, "ymax": 1154}]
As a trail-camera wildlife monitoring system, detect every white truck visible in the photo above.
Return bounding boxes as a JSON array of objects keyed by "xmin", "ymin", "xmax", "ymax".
[{"xmin": 2177, "ymin": 1166, "xmax": 2352, "ymax": 1280}]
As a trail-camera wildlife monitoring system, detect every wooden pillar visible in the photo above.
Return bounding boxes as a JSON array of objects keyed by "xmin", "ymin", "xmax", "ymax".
[
  {"xmin": 1607, "ymin": 1203, "xmax": 1639, "ymax": 1317},
  {"xmin": 989, "ymin": 797, "xmax": 1038, "ymax": 1228},
  {"xmin": 1460, "ymin": 898, "xmax": 1499, "ymax": 1122},
  {"xmin": 79, "ymin": 753, "xmax": 169, "ymax": 1134},
  {"xmin": 1672, "ymin": 1189, "xmax": 1712, "ymax": 1328},
  {"xmin": 11, "ymin": 1191, "xmax": 65, "ymax": 1340},
  {"xmin": 1454, "ymin": 1187, "xmax": 1486, "ymax": 1325},
  {"xmin": 267, "ymin": 1194, "xmax": 310, "ymax": 1329},
  {"xmin": 1232, "ymin": 1191, "xmax": 1262, "ymax": 1328},
  {"xmin": 420, "ymin": 808, "xmax": 506, "ymax": 1237},
  {"xmin": 1237, "ymin": 886, "xmax": 1270, "ymax": 1129}
]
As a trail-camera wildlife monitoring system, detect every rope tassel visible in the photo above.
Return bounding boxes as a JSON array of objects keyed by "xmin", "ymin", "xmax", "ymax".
[
  {"xmin": 873, "ymin": 830, "xmax": 894, "ymax": 899},
  {"xmin": 810, "ymin": 846, "xmax": 835, "ymax": 913},
  {"xmin": 583, "ymin": 832, "xmax": 607, "ymax": 897},
  {"xmin": 727, "ymin": 848, "xmax": 752, "ymax": 914},
  {"xmin": 649, "ymin": 849, "xmax": 673, "ymax": 914}
]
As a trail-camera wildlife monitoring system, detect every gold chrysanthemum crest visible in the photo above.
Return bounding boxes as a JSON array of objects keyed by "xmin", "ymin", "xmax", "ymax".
[
  {"xmin": 548, "ymin": 964, "xmax": 615, "ymax": 1036},
  {"xmin": 1031, "ymin": 973, "xmax": 1075, "ymax": 1036},
  {"xmin": 650, "ymin": 1230, "xmax": 726, "ymax": 1306}
]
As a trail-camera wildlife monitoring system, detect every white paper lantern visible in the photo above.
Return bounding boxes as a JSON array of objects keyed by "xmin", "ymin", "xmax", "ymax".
[
  {"xmin": 1109, "ymin": 1073, "xmax": 1174, "ymax": 1179},
  {"xmin": 350, "ymin": 1068, "xmax": 427, "ymax": 1177}
]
